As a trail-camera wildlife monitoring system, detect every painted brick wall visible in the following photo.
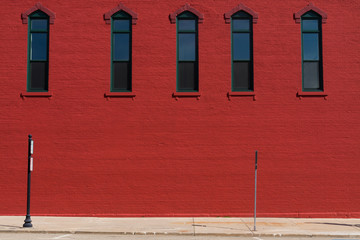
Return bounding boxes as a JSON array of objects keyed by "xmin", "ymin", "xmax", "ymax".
[{"xmin": 0, "ymin": 0, "xmax": 359, "ymax": 217}]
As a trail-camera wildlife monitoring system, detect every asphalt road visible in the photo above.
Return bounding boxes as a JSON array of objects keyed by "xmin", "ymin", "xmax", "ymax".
[{"xmin": 0, "ymin": 233, "xmax": 352, "ymax": 240}]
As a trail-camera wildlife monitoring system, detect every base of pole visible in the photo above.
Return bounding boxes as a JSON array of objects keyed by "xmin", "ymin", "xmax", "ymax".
[{"xmin": 23, "ymin": 216, "xmax": 32, "ymax": 228}]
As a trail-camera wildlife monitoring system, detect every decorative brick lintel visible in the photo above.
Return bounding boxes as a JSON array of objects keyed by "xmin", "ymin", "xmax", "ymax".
[
  {"xmin": 169, "ymin": 3, "xmax": 204, "ymax": 24},
  {"xmin": 103, "ymin": 3, "xmax": 138, "ymax": 25},
  {"xmin": 224, "ymin": 3, "xmax": 258, "ymax": 24},
  {"xmin": 21, "ymin": 2, "xmax": 56, "ymax": 24},
  {"xmin": 294, "ymin": 2, "xmax": 327, "ymax": 24}
]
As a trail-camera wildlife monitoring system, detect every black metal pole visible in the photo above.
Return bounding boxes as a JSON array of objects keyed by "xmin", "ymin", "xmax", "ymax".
[
  {"xmin": 254, "ymin": 150, "xmax": 258, "ymax": 231},
  {"xmin": 23, "ymin": 134, "xmax": 33, "ymax": 228}
]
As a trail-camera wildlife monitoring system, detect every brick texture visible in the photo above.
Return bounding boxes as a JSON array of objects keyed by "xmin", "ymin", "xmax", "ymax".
[{"xmin": 0, "ymin": 0, "xmax": 359, "ymax": 217}]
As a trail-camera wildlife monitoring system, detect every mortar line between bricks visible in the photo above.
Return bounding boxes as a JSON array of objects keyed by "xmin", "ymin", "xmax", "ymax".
[{"xmin": 192, "ymin": 217, "xmax": 195, "ymax": 236}]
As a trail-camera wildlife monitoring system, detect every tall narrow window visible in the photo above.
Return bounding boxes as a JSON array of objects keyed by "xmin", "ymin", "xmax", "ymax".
[
  {"xmin": 177, "ymin": 11, "xmax": 198, "ymax": 92},
  {"xmin": 111, "ymin": 11, "xmax": 132, "ymax": 92},
  {"xmin": 28, "ymin": 11, "xmax": 49, "ymax": 92},
  {"xmin": 301, "ymin": 11, "xmax": 323, "ymax": 91},
  {"xmin": 231, "ymin": 11, "xmax": 253, "ymax": 91}
]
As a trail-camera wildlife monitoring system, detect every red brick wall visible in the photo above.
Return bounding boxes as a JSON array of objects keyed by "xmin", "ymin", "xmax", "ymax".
[{"xmin": 0, "ymin": 0, "xmax": 359, "ymax": 217}]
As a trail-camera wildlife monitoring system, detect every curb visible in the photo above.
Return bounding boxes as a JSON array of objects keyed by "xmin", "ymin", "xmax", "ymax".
[{"xmin": 1, "ymin": 229, "xmax": 359, "ymax": 238}]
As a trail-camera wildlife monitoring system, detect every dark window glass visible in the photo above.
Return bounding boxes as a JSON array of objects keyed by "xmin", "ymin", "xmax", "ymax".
[
  {"xmin": 178, "ymin": 20, "xmax": 195, "ymax": 31},
  {"xmin": 178, "ymin": 34, "xmax": 196, "ymax": 61},
  {"xmin": 31, "ymin": 19, "xmax": 48, "ymax": 31},
  {"xmin": 113, "ymin": 34, "xmax": 130, "ymax": 61},
  {"xmin": 232, "ymin": 11, "xmax": 251, "ymax": 18},
  {"xmin": 232, "ymin": 19, "xmax": 250, "ymax": 31},
  {"xmin": 302, "ymin": 19, "xmax": 319, "ymax": 31},
  {"xmin": 178, "ymin": 62, "xmax": 197, "ymax": 91},
  {"xmin": 113, "ymin": 62, "xmax": 131, "ymax": 91},
  {"xmin": 31, "ymin": 33, "xmax": 47, "ymax": 60},
  {"xmin": 30, "ymin": 62, "xmax": 48, "ymax": 90},
  {"xmin": 113, "ymin": 19, "xmax": 130, "ymax": 32},
  {"xmin": 233, "ymin": 62, "xmax": 251, "ymax": 90},
  {"xmin": 178, "ymin": 11, "xmax": 195, "ymax": 18},
  {"xmin": 233, "ymin": 33, "xmax": 250, "ymax": 61},
  {"xmin": 303, "ymin": 62, "xmax": 320, "ymax": 89},
  {"xmin": 303, "ymin": 34, "xmax": 319, "ymax": 60}
]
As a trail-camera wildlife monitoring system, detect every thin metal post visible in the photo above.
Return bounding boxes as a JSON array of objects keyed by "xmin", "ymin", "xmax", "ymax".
[
  {"xmin": 23, "ymin": 134, "xmax": 33, "ymax": 228},
  {"xmin": 254, "ymin": 150, "xmax": 258, "ymax": 231}
]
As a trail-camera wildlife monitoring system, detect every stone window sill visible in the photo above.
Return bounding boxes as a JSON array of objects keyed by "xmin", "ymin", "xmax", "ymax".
[
  {"xmin": 104, "ymin": 92, "xmax": 136, "ymax": 100},
  {"xmin": 297, "ymin": 91, "xmax": 328, "ymax": 100},
  {"xmin": 20, "ymin": 92, "xmax": 53, "ymax": 99},
  {"xmin": 172, "ymin": 92, "xmax": 201, "ymax": 100},
  {"xmin": 227, "ymin": 91, "xmax": 256, "ymax": 101}
]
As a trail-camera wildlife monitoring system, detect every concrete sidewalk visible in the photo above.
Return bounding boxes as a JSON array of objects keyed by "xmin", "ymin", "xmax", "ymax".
[{"xmin": 0, "ymin": 216, "xmax": 359, "ymax": 237}]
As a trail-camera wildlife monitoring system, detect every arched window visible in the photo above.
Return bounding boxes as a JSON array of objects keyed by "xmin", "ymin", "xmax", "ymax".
[
  {"xmin": 28, "ymin": 10, "xmax": 49, "ymax": 92},
  {"xmin": 231, "ymin": 11, "xmax": 253, "ymax": 91},
  {"xmin": 111, "ymin": 11, "xmax": 132, "ymax": 92},
  {"xmin": 177, "ymin": 11, "xmax": 198, "ymax": 92},
  {"xmin": 301, "ymin": 11, "xmax": 323, "ymax": 91}
]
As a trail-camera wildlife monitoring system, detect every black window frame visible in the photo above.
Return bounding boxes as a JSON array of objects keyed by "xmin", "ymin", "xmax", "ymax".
[
  {"xmin": 111, "ymin": 11, "xmax": 132, "ymax": 92},
  {"xmin": 27, "ymin": 10, "xmax": 49, "ymax": 92},
  {"xmin": 301, "ymin": 11, "xmax": 323, "ymax": 92},
  {"xmin": 231, "ymin": 11, "xmax": 254, "ymax": 92},
  {"xmin": 176, "ymin": 11, "xmax": 199, "ymax": 92}
]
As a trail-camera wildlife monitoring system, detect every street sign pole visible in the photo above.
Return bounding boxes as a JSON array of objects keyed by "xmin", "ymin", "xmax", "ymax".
[
  {"xmin": 254, "ymin": 150, "xmax": 258, "ymax": 231},
  {"xmin": 23, "ymin": 134, "xmax": 33, "ymax": 228}
]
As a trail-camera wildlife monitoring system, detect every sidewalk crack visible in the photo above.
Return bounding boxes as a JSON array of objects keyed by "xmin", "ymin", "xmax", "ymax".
[{"xmin": 241, "ymin": 218, "xmax": 254, "ymax": 235}]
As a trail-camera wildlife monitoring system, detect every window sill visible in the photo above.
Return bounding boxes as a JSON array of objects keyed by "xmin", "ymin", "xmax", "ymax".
[
  {"xmin": 297, "ymin": 91, "xmax": 328, "ymax": 100},
  {"xmin": 104, "ymin": 92, "xmax": 136, "ymax": 100},
  {"xmin": 227, "ymin": 91, "xmax": 256, "ymax": 101},
  {"xmin": 20, "ymin": 92, "xmax": 53, "ymax": 99},
  {"xmin": 172, "ymin": 92, "xmax": 201, "ymax": 100}
]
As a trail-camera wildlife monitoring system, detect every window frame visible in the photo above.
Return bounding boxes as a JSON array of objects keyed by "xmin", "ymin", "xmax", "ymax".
[
  {"xmin": 176, "ymin": 11, "xmax": 199, "ymax": 92},
  {"xmin": 111, "ymin": 11, "xmax": 132, "ymax": 92},
  {"xmin": 27, "ymin": 10, "xmax": 49, "ymax": 92},
  {"xmin": 301, "ymin": 11, "xmax": 323, "ymax": 92},
  {"xmin": 231, "ymin": 11, "xmax": 253, "ymax": 92}
]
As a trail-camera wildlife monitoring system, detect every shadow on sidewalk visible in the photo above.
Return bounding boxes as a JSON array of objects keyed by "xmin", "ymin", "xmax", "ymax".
[
  {"xmin": 0, "ymin": 225, "xmax": 22, "ymax": 229},
  {"xmin": 308, "ymin": 222, "xmax": 360, "ymax": 229}
]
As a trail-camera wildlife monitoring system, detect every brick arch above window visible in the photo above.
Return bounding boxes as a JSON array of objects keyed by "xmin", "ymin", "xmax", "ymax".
[
  {"xmin": 169, "ymin": 3, "xmax": 204, "ymax": 24},
  {"xmin": 21, "ymin": 2, "xmax": 56, "ymax": 24},
  {"xmin": 224, "ymin": 3, "xmax": 258, "ymax": 24},
  {"xmin": 294, "ymin": 2, "xmax": 327, "ymax": 23},
  {"xmin": 104, "ymin": 3, "xmax": 138, "ymax": 25}
]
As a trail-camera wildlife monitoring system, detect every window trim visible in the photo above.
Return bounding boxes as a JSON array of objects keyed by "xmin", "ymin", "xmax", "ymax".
[
  {"xmin": 104, "ymin": 4, "xmax": 138, "ymax": 97},
  {"xmin": 225, "ymin": 4, "xmax": 258, "ymax": 100},
  {"xmin": 170, "ymin": 4, "xmax": 203, "ymax": 99},
  {"xmin": 294, "ymin": 3, "xmax": 327, "ymax": 98},
  {"xmin": 21, "ymin": 3, "xmax": 55, "ymax": 95}
]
